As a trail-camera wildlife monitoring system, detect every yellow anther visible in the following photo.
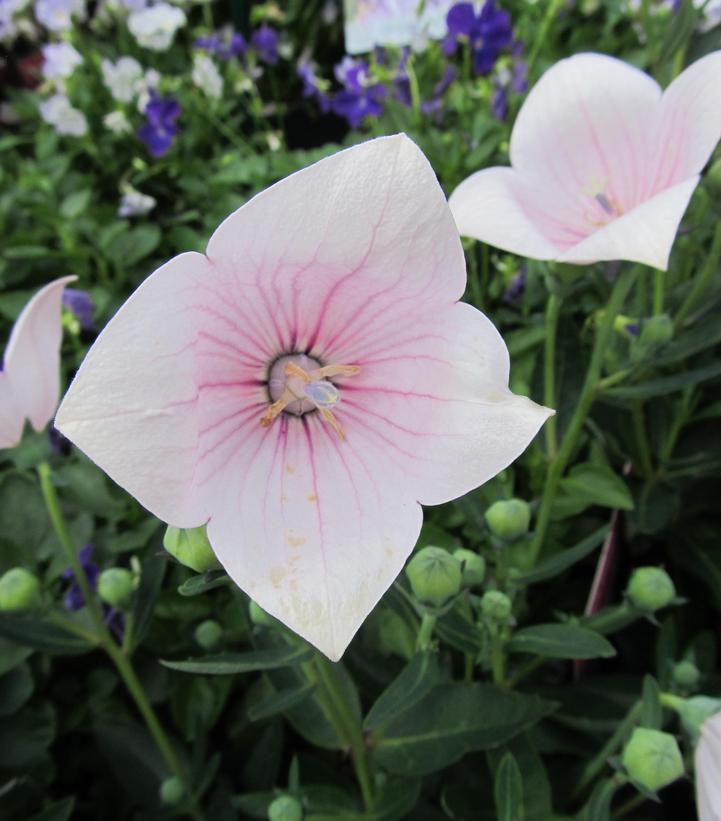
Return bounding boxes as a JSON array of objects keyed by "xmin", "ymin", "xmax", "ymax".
[{"xmin": 319, "ymin": 407, "xmax": 346, "ymax": 440}]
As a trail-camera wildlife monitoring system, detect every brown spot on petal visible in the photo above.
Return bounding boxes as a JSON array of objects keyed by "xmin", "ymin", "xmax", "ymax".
[
  {"xmin": 307, "ymin": 494, "xmax": 317, "ymax": 503},
  {"xmin": 286, "ymin": 464, "xmax": 295, "ymax": 475},
  {"xmin": 287, "ymin": 532, "xmax": 306, "ymax": 548},
  {"xmin": 270, "ymin": 565, "xmax": 286, "ymax": 587}
]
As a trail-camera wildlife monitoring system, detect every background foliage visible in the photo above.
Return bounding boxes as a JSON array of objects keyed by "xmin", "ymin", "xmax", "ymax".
[{"xmin": 1, "ymin": 0, "xmax": 721, "ymax": 819}]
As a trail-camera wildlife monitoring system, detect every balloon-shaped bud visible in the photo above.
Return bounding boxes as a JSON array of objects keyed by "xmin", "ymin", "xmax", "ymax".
[
  {"xmin": 163, "ymin": 525, "xmax": 221, "ymax": 573},
  {"xmin": 672, "ymin": 660, "xmax": 700, "ymax": 690},
  {"xmin": 405, "ymin": 546, "xmax": 462, "ymax": 608},
  {"xmin": 678, "ymin": 696, "xmax": 721, "ymax": 741},
  {"xmin": 453, "ymin": 548, "xmax": 486, "ymax": 587},
  {"xmin": 268, "ymin": 795, "xmax": 303, "ymax": 821},
  {"xmin": 159, "ymin": 776, "xmax": 184, "ymax": 805},
  {"xmin": 194, "ymin": 619, "xmax": 223, "ymax": 651},
  {"xmin": 627, "ymin": 567, "xmax": 676, "ymax": 612},
  {"xmin": 0, "ymin": 567, "xmax": 42, "ymax": 612},
  {"xmin": 484, "ymin": 499, "xmax": 531, "ymax": 541},
  {"xmin": 377, "ymin": 609, "xmax": 415, "ymax": 660},
  {"xmin": 621, "ymin": 728, "xmax": 684, "ymax": 791},
  {"xmin": 97, "ymin": 568, "xmax": 134, "ymax": 608},
  {"xmin": 480, "ymin": 590, "xmax": 512, "ymax": 622}
]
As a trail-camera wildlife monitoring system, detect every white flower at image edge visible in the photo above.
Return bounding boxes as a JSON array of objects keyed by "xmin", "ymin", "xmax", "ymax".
[
  {"xmin": 39, "ymin": 94, "xmax": 88, "ymax": 136},
  {"xmin": 101, "ymin": 56, "xmax": 143, "ymax": 103},
  {"xmin": 191, "ymin": 53, "xmax": 223, "ymax": 100},
  {"xmin": 42, "ymin": 42, "xmax": 83, "ymax": 80},
  {"xmin": 696, "ymin": 711, "xmax": 721, "ymax": 821},
  {"xmin": 34, "ymin": 0, "xmax": 85, "ymax": 32},
  {"xmin": 128, "ymin": 3, "xmax": 186, "ymax": 51}
]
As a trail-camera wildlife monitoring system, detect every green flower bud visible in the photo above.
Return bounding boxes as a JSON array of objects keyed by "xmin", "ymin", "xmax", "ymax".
[
  {"xmin": 97, "ymin": 568, "xmax": 134, "ymax": 608},
  {"xmin": 163, "ymin": 525, "xmax": 220, "ymax": 573},
  {"xmin": 0, "ymin": 567, "xmax": 42, "ymax": 612},
  {"xmin": 627, "ymin": 567, "xmax": 676, "ymax": 612},
  {"xmin": 376, "ymin": 609, "xmax": 415, "ymax": 660},
  {"xmin": 672, "ymin": 660, "xmax": 700, "ymax": 690},
  {"xmin": 268, "ymin": 795, "xmax": 303, "ymax": 821},
  {"xmin": 621, "ymin": 727, "xmax": 684, "ymax": 791},
  {"xmin": 677, "ymin": 696, "xmax": 721, "ymax": 741},
  {"xmin": 249, "ymin": 600, "xmax": 275, "ymax": 627},
  {"xmin": 405, "ymin": 546, "xmax": 462, "ymax": 608},
  {"xmin": 639, "ymin": 314, "xmax": 673, "ymax": 347},
  {"xmin": 453, "ymin": 549, "xmax": 486, "ymax": 587},
  {"xmin": 484, "ymin": 499, "xmax": 531, "ymax": 541},
  {"xmin": 159, "ymin": 776, "xmax": 184, "ymax": 805},
  {"xmin": 481, "ymin": 590, "xmax": 512, "ymax": 621},
  {"xmin": 194, "ymin": 619, "xmax": 223, "ymax": 650}
]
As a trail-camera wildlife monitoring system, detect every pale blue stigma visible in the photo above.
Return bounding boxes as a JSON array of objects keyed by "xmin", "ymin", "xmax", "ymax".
[{"xmin": 304, "ymin": 380, "xmax": 340, "ymax": 408}]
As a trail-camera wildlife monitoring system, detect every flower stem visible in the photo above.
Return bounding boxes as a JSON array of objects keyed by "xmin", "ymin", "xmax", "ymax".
[
  {"xmin": 528, "ymin": 267, "xmax": 636, "ymax": 566},
  {"xmin": 544, "ymin": 292, "xmax": 561, "ymax": 460},
  {"xmin": 632, "ymin": 401, "xmax": 654, "ymax": 478},
  {"xmin": 489, "ymin": 627, "xmax": 506, "ymax": 686},
  {"xmin": 527, "ymin": 0, "xmax": 565, "ymax": 74},
  {"xmin": 652, "ymin": 268, "xmax": 664, "ymax": 315},
  {"xmin": 416, "ymin": 613, "xmax": 437, "ymax": 651},
  {"xmin": 37, "ymin": 462, "xmax": 202, "ymax": 819},
  {"xmin": 572, "ymin": 700, "xmax": 641, "ymax": 799},
  {"xmin": 674, "ymin": 220, "xmax": 721, "ymax": 330},
  {"xmin": 311, "ymin": 655, "xmax": 374, "ymax": 811}
]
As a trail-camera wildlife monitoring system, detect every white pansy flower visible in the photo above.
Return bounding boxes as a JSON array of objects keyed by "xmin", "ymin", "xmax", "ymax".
[
  {"xmin": 118, "ymin": 186, "xmax": 156, "ymax": 218},
  {"xmin": 136, "ymin": 68, "xmax": 160, "ymax": 112},
  {"xmin": 101, "ymin": 56, "xmax": 143, "ymax": 103},
  {"xmin": 127, "ymin": 3, "xmax": 185, "ymax": 51},
  {"xmin": 42, "ymin": 42, "xmax": 82, "ymax": 80},
  {"xmin": 103, "ymin": 110, "xmax": 131, "ymax": 134},
  {"xmin": 39, "ymin": 93, "xmax": 88, "ymax": 136},
  {"xmin": 34, "ymin": 0, "xmax": 85, "ymax": 32},
  {"xmin": 191, "ymin": 53, "xmax": 222, "ymax": 99}
]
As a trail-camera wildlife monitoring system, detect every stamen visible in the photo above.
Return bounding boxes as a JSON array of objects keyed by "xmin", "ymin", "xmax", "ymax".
[
  {"xmin": 595, "ymin": 192, "xmax": 616, "ymax": 216},
  {"xmin": 261, "ymin": 355, "xmax": 360, "ymax": 439}
]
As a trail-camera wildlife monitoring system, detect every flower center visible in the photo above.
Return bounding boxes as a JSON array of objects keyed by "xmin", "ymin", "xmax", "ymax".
[{"xmin": 262, "ymin": 354, "xmax": 360, "ymax": 439}]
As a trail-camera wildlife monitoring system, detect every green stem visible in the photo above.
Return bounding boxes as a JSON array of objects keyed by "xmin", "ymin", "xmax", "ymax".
[
  {"xmin": 572, "ymin": 701, "xmax": 641, "ymax": 799},
  {"xmin": 528, "ymin": 267, "xmax": 636, "ymax": 566},
  {"xmin": 405, "ymin": 56, "xmax": 422, "ymax": 125},
  {"xmin": 544, "ymin": 293, "xmax": 561, "ymax": 461},
  {"xmin": 583, "ymin": 601, "xmax": 639, "ymax": 635},
  {"xmin": 416, "ymin": 613, "xmax": 437, "ymax": 651},
  {"xmin": 37, "ymin": 463, "xmax": 202, "ymax": 819},
  {"xmin": 527, "ymin": 0, "xmax": 565, "ymax": 73},
  {"xmin": 489, "ymin": 627, "xmax": 506, "ymax": 687},
  {"xmin": 675, "ymin": 221, "xmax": 721, "ymax": 330},
  {"xmin": 507, "ymin": 655, "xmax": 546, "ymax": 688},
  {"xmin": 312, "ymin": 655, "xmax": 374, "ymax": 811},
  {"xmin": 632, "ymin": 401, "xmax": 654, "ymax": 478},
  {"xmin": 615, "ymin": 790, "xmax": 647, "ymax": 819}
]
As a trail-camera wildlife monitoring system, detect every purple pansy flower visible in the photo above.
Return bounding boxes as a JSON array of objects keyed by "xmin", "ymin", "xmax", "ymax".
[
  {"xmin": 332, "ymin": 56, "xmax": 386, "ymax": 127},
  {"xmin": 138, "ymin": 92, "xmax": 181, "ymax": 157},
  {"xmin": 195, "ymin": 29, "xmax": 246, "ymax": 59},
  {"xmin": 251, "ymin": 25, "xmax": 279, "ymax": 65},
  {"xmin": 503, "ymin": 267, "xmax": 526, "ymax": 305},
  {"xmin": 62, "ymin": 288, "xmax": 94, "ymax": 331},
  {"xmin": 443, "ymin": 0, "xmax": 512, "ymax": 75},
  {"xmin": 297, "ymin": 61, "xmax": 331, "ymax": 113},
  {"xmin": 421, "ymin": 65, "xmax": 458, "ymax": 117}
]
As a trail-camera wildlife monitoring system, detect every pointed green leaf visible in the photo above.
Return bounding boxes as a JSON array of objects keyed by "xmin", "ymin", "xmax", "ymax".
[
  {"xmin": 494, "ymin": 752, "xmax": 524, "ymax": 821},
  {"xmin": 507, "ymin": 625, "xmax": 616, "ymax": 660},
  {"xmin": 161, "ymin": 644, "xmax": 312, "ymax": 674}
]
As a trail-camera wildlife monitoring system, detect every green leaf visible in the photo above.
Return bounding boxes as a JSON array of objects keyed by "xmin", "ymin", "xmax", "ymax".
[
  {"xmin": 372, "ymin": 683, "xmax": 556, "ymax": 776},
  {"xmin": 507, "ymin": 625, "xmax": 616, "ymax": 660},
  {"xmin": 161, "ymin": 644, "xmax": 312, "ymax": 674},
  {"xmin": 247, "ymin": 680, "xmax": 315, "ymax": 721},
  {"xmin": 109, "ymin": 225, "xmax": 161, "ymax": 267},
  {"xmin": 0, "ymin": 614, "xmax": 95, "ymax": 655},
  {"xmin": 170, "ymin": 675, "xmax": 231, "ymax": 741},
  {"xmin": 604, "ymin": 361, "xmax": 721, "ymax": 399},
  {"xmin": 513, "ymin": 525, "xmax": 609, "ymax": 586},
  {"xmin": 28, "ymin": 797, "xmax": 75, "ymax": 821},
  {"xmin": 0, "ymin": 702, "xmax": 55, "ymax": 768},
  {"xmin": 488, "ymin": 736, "xmax": 552, "ymax": 821},
  {"xmin": 177, "ymin": 569, "xmax": 231, "ymax": 597},
  {"xmin": 494, "ymin": 752, "xmax": 524, "ymax": 821},
  {"xmin": 435, "ymin": 607, "xmax": 484, "ymax": 655},
  {"xmin": 130, "ymin": 553, "xmax": 166, "ymax": 652},
  {"xmin": 582, "ymin": 778, "xmax": 615, "ymax": 821},
  {"xmin": 0, "ymin": 637, "xmax": 31, "ymax": 676},
  {"xmin": 0, "ymin": 663, "xmax": 33, "ymax": 716},
  {"xmin": 552, "ymin": 462, "xmax": 633, "ymax": 520},
  {"xmin": 364, "ymin": 652, "xmax": 446, "ymax": 731},
  {"xmin": 60, "ymin": 190, "xmax": 91, "ymax": 219}
]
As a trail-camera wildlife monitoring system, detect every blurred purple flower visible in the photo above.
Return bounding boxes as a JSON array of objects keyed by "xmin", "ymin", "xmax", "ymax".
[
  {"xmin": 393, "ymin": 47, "xmax": 412, "ymax": 107},
  {"xmin": 298, "ymin": 61, "xmax": 331, "ymax": 112},
  {"xmin": 251, "ymin": 25, "xmax": 279, "ymax": 65},
  {"xmin": 62, "ymin": 544, "xmax": 99, "ymax": 611},
  {"xmin": 138, "ymin": 92, "xmax": 180, "ymax": 157},
  {"xmin": 503, "ymin": 268, "xmax": 526, "ymax": 305},
  {"xmin": 195, "ymin": 29, "xmax": 246, "ymax": 59},
  {"xmin": 62, "ymin": 288, "xmax": 94, "ymax": 331},
  {"xmin": 625, "ymin": 322, "xmax": 640, "ymax": 337},
  {"xmin": 421, "ymin": 65, "xmax": 457, "ymax": 116},
  {"xmin": 491, "ymin": 86, "xmax": 507, "ymax": 119},
  {"xmin": 332, "ymin": 56, "xmax": 386, "ymax": 127},
  {"xmin": 443, "ymin": 0, "xmax": 512, "ymax": 75}
]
